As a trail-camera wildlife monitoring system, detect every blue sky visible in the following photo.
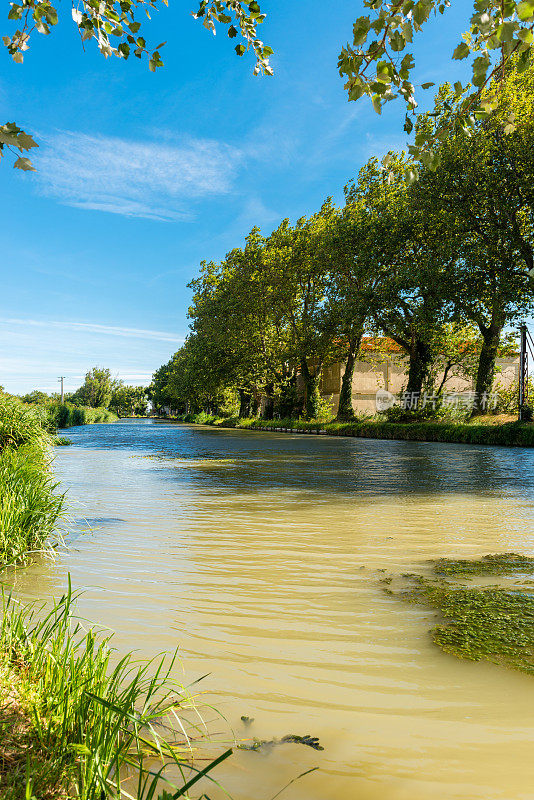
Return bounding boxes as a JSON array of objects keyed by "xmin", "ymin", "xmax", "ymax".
[{"xmin": 0, "ymin": 1, "xmax": 471, "ymax": 395}]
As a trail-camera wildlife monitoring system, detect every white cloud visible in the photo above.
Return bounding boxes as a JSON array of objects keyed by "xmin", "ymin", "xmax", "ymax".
[
  {"xmin": 1, "ymin": 317, "xmax": 184, "ymax": 344},
  {"xmin": 0, "ymin": 317, "xmax": 184, "ymax": 394},
  {"xmin": 34, "ymin": 131, "xmax": 242, "ymax": 220}
]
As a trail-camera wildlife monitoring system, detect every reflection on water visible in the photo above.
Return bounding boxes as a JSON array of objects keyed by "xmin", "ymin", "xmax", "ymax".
[{"xmin": 5, "ymin": 420, "xmax": 534, "ymax": 800}]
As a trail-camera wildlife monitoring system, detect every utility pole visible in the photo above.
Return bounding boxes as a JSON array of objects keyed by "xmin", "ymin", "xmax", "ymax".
[
  {"xmin": 519, "ymin": 323, "xmax": 528, "ymax": 421},
  {"xmin": 58, "ymin": 376, "xmax": 65, "ymax": 404}
]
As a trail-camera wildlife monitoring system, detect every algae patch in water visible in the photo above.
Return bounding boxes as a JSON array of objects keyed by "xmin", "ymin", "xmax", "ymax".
[
  {"xmin": 392, "ymin": 553, "xmax": 534, "ymax": 675},
  {"xmin": 432, "ymin": 552, "xmax": 534, "ymax": 577}
]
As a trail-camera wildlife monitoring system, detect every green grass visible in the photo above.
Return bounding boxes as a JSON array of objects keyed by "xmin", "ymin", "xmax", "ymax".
[
  {"xmin": 0, "ymin": 444, "xmax": 65, "ymax": 565},
  {"xmin": 46, "ymin": 403, "xmax": 118, "ymax": 429},
  {"xmin": 52, "ymin": 436, "xmax": 72, "ymax": 446},
  {"xmin": 180, "ymin": 413, "xmax": 534, "ymax": 447},
  {"xmin": 0, "ymin": 582, "xmax": 232, "ymax": 800},
  {"xmin": 0, "ymin": 396, "xmax": 65, "ymax": 566},
  {"xmin": 0, "ymin": 395, "xmax": 51, "ymax": 451}
]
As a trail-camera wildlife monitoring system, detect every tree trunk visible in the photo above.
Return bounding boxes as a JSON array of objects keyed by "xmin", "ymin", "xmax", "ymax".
[
  {"xmin": 471, "ymin": 321, "xmax": 502, "ymax": 416},
  {"xmin": 278, "ymin": 371, "xmax": 298, "ymax": 418},
  {"xmin": 238, "ymin": 389, "xmax": 252, "ymax": 418},
  {"xmin": 337, "ymin": 332, "xmax": 363, "ymax": 421},
  {"xmin": 263, "ymin": 383, "xmax": 275, "ymax": 420},
  {"xmin": 301, "ymin": 359, "xmax": 322, "ymax": 420},
  {"xmin": 406, "ymin": 338, "xmax": 434, "ymax": 397}
]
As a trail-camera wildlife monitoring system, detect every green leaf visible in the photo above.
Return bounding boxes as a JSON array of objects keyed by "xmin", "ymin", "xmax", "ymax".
[
  {"xmin": 517, "ymin": 28, "xmax": 533, "ymax": 43},
  {"xmin": 352, "ymin": 16, "xmax": 371, "ymax": 46},
  {"xmin": 518, "ymin": 0, "xmax": 534, "ymax": 21},
  {"xmin": 452, "ymin": 42, "xmax": 469, "ymax": 59},
  {"xmin": 235, "ymin": 43, "xmax": 246, "ymax": 56},
  {"xmin": 348, "ymin": 82, "xmax": 365, "ymax": 100},
  {"xmin": 405, "ymin": 165, "xmax": 419, "ymax": 183},
  {"xmin": 16, "ymin": 132, "xmax": 38, "ymax": 150},
  {"xmin": 421, "ymin": 81, "xmax": 435, "ymax": 89},
  {"xmin": 413, "ymin": 1, "xmax": 430, "ymax": 26},
  {"xmin": 371, "ymin": 94, "xmax": 383, "ymax": 114},
  {"xmin": 389, "ymin": 30, "xmax": 405, "ymax": 52},
  {"xmin": 8, "ymin": 5, "xmax": 22, "ymax": 21}
]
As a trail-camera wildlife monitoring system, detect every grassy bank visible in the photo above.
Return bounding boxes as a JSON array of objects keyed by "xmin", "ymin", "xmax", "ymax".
[
  {"xmin": 179, "ymin": 412, "xmax": 534, "ymax": 448},
  {"xmin": 46, "ymin": 402, "xmax": 118, "ymax": 429},
  {"xmin": 0, "ymin": 583, "xmax": 231, "ymax": 800},
  {"xmin": 0, "ymin": 396, "xmax": 64, "ymax": 565}
]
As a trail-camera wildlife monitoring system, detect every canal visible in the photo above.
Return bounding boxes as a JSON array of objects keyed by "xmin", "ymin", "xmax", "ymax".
[{"xmin": 5, "ymin": 419, "xmax": 534, "ymax": 799}]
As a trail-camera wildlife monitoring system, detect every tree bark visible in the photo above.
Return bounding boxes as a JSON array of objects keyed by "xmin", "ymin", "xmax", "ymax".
[
  {"xmin": 471, "ymin": 321, "xmax": 502, "ymax": 416},
  {"xmin": 337, "ymin": 351, "xmax": 356, "ymax": 420},
  {"xmin": 300, "ymin": 358, "xmax": 322, "ymax": 420},
  {"xmin": 251, "ymin": 392, "xmax": 260, "ymax": 417},
  {"xmin": 405, "ymin": 338, "xmax": 434, "ymax": 397},
  {"xmin": 238, "ymin": 389, "xmax": 252, "ymax": 418},
  {"xmin": 337, "ymin": 332, "xmax": 363, "ymax": 420},
  {"xmin": 263, "ymin": 383, "xmax": 275, "ymax": 419}
]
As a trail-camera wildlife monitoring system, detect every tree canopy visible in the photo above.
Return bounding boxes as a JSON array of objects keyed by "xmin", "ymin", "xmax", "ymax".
[
  {"xmin": 152, "ymin": 62, "xmax": 534, "ymax": 421},
  {"xmin": 5, "ymin": 1, "xmax": 534, "ymax": 170}
]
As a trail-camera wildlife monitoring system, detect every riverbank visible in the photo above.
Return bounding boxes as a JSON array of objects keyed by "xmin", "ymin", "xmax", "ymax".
[
  {"xmin": 0, "ymin": 584, "xmax": 229, "ymax": 800},
  {"xmin": 177, "ymin": 413, "xmax": 534, "ymax": 447},
  {"xmin": 46, "ymin": 402, "xmax": 117, "ymax": 429},
  {"xmin": 0, "ymin": 395, "xmax": 65, "ymax": 565}
]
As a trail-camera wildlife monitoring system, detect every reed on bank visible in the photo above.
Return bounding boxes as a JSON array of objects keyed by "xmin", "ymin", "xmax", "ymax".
[
  {"xmin": 46, "ymin": 403, "xmax": 118, "ymax": 429},
  {"xmin": 0, "ymin": 581, "xmax": 231, "ymax": 800},
  {"xmin": 0, "ymin": 395, "xmax": 64, "ymax": 565}
]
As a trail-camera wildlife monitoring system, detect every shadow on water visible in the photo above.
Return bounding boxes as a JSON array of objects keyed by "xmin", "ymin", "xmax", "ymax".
[{"xmin": 63, "ymin": 419, "xmax": 534, "ymax": 500}]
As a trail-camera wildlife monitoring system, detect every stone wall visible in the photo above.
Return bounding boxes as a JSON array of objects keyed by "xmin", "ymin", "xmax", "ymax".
[{"xmin": 319, "ymin": 354, "xmax": 520, "ymax": 415}]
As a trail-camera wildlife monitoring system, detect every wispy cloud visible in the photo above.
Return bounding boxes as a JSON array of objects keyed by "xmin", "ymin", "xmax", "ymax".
[
  {"xmin": 0, "ymin": 317, "xmax": 184, "ymax": 393},
  {"xmin": 34, "ymin": 131, "xmax": 242, "ymax": 220},
  {"xmin": 1, "ymin": 318, "xmax": 185, "ymax": 344}
]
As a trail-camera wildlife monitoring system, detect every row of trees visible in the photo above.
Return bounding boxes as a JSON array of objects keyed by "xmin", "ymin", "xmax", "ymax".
[
  {"xmin": 21, "ymin": 368, "xmax": 149, "ymax": 418},
  {"xmin": 152, "ymin": 66, "xmax": 534, "ymax": 421}
]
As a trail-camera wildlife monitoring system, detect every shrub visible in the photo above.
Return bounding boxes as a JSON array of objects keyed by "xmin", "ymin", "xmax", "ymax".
[
  {"xmin": 493, "ymin": 377, "xmax": 534, "ymax": 414},
  {"xmin": 0, "ymin": 395, "xmax": 50, "ymax": 450}
]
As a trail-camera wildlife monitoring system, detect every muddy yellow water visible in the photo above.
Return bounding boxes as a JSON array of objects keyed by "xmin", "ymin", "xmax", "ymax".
[{"xmin": 5, "ymin": 420, "xmax": 534, "ymax": 799}]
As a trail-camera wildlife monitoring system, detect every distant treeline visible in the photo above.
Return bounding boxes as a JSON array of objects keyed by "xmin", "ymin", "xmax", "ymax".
[
  {"xmin": 19, "ymin": 367, "xmax": 149, "ymax": 420},
  {"xmin": 151, "ymin": 66, "xmax": 534, "ymax": 422}
]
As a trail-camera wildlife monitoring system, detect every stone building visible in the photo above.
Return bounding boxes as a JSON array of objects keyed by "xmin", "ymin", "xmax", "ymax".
[{"xmin": 317, "ymin": 341, "xmax": 520, "ymax": 415}]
